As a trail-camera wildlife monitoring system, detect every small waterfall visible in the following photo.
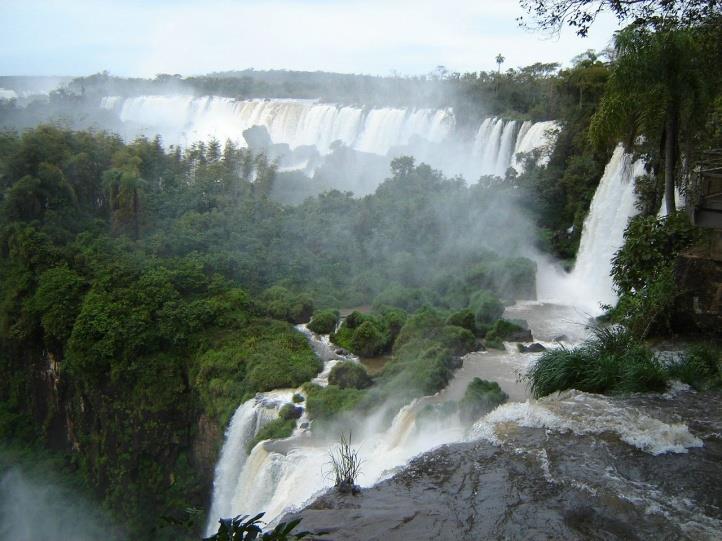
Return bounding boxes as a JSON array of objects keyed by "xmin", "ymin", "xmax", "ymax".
[
  {"xmin": 208, "ymin": 397, "xmax": 464, "ymax": 530},
  {"xmin": 563, "ymin": 145, "xmax": 642, "ymax": 313},
  {"xmin": 205, "ymin": 391, "xmax": 293, "ymax": 532}
]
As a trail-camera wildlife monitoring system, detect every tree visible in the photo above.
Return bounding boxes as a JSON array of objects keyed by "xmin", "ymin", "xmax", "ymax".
[
  {"xmin": 519, "ymin": 0, "xmax": 722, "ymax": 37},
  {"xmin": 495, "ymin": 54, "xmax": 505, "ymax": 73},
  {"xmin": 589, "ymin": 23, "xmax": 716, "ymax": 213}
]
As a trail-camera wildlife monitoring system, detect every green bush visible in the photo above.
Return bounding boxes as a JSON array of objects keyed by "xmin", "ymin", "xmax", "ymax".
[
  {"xmin": 611, "ymin": 212, "xmax": 703, "ymax": 338},
  {"xmin": 445, "ymin": 309, "xmax": 476, "ymax": 334},
  {"xmin": 328, "ymin": 361, "xmax": 373, "ymax": 389},
  {"xmin": 459, "ymin": 378, "xmax": 508, "ymax": 422},
  {"xmin": 526, "ymin": 327, "xmax": 668, "ymax": 398},
  {"xmin": 260, "ymin": 286, "xmax": 314, "ymax": 324},
  {"xmin": 469, "ymin": 290, "xmax": 504, "ymax": 327},
  {"xmin": 351, "ymin": 321, "xmax": 386, "ymax": 357},
  {"xmin": 484, "ymin": 319, "xmax": 529, "ymax": 343},
  {"xmin": 307, "ymin": 308, "xmax": 340, "ymax": 334},
  {"xmin": 302, "ymin": 384, "xmax": 365, "ymax": 422},
  {"xmin": 246, "ymin": 418, "xmax": 297, "ymax": 452},
  {"xmin": 279, "ymin": 403, "xmax": 303, "ymax": 420}
]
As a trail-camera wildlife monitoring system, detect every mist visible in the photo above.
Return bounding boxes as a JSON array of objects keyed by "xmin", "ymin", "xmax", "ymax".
[{"xmin": 0, "ymin": 467, "xmax": 120, "ymax": 541}]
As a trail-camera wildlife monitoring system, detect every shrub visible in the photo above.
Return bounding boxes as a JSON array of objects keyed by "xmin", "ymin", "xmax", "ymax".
[
  {"xmin": 328, "ymin": 361, "xmax": 373, "ymax": 389},
  {"xmin": 526, "ymin": 327, "xmax": 668, "ymax": 398},
  {"xmin": 484, "ymin": 319, "xmax": 530, "ymax": 343},
  {"xmin": 459, "ymin": 378, "xmax": 508, "ymax": 422},
  {"xmin": 279, "ymin": 403, "xmax": 303, "ymax": 420},
  {"xmin": 445, "ymin": 309, "xmax": 476, "ymax": 334},
  {"xmin": 204, "ymin": 512, "xmax": 309, "ymax": 540},
  {"xmin": 350, "ymin": 321, "xmax": 386, "ymax": 357},
  {"xmin": 246, "ymin": 418, "xmax": 296, "ymax": 452},
  {"xmin": 469, "ymin": 290, "xmax": 504, "ymax": 327},
  {"xmin": 303, "ymin": 384, "xmax": 365, "ymax": 422},
  {"xmin": 307, "ymin": 309, "xmax": 340, "ymax": 334},
  {"xmin": 260, "ymin": 286, "xmax": 314, "ymax": 324},
  {"xmin": 610, "ymin": 212, "xmax": 703, "ymax": 338}
]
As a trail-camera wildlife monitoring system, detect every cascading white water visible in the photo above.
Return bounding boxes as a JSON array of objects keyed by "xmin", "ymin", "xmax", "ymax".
[
  {"xmin": 101, "ymin": 95, "xmax": 557, "ymax": 185},
  {"xmin": 210, "ymin": 398, "xmax": 465, "ymax": 531},
  {"xmin": 205, "ymin": 390, "xmax": 294, "ymax": 531},
  {"xmin": 102, "ymin": 96, "xmax": 454, "ymax": 156},
  {"xmin": 541, "ymin": 144, "xmax": 642, "ymax": 314},
  {"xmin": 509, "ymin": 120, "xmax": 559, "ymax": 172}
]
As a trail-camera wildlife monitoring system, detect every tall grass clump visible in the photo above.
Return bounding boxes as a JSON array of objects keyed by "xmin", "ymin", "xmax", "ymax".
[
  {"xmin": 327, "ymin": 433, "xmax": 362, "ymax": 494},
  {"xmin": 527, "ymin": 326, "xmax": 668, "ymax": 398}
]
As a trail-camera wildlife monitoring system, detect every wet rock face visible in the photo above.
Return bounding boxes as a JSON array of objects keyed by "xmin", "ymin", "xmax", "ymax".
[{"xmin": 289, "ymin": 391, "xmax": 722, "ymax": 541}]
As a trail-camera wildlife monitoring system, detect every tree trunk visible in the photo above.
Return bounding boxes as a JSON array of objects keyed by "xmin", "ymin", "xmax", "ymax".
[{"xmin": 664, "ymin": 109, "xmax": 678, "ymax": 215}]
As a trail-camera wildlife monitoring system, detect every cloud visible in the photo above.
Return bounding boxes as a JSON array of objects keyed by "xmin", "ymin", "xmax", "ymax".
[{"xmin": 0, "ymin": 0, "xmax": 620, "ymax": 76}]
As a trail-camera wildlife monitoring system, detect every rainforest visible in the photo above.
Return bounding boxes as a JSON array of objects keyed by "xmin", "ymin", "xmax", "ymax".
[{"xmin": 0, "ymin": 1, "xmax": 721, "ymax": 540}]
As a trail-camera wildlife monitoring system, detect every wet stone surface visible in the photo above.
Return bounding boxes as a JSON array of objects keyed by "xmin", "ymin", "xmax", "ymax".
[{"xmin": 288, "ymin": 391, "xmax": 722, "ymax": 541}]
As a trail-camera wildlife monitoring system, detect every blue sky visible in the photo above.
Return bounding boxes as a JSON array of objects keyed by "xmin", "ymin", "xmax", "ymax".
[{"xmin": 0, "ymin": 0, "xmax": 621, "ymax": 77}]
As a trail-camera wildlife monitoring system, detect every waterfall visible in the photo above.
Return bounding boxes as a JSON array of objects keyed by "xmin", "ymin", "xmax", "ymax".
[
  {"xmin": 101, "ymin": 95, "xmax": 557, "ymax": 186},
  {"xmin": 206, "ymin": 398, "xmax": 464, "ymax": 532},
  {"xmin": 205, "ymin": 391, "xmax": 293, "ymax": 531},
  {"xmin": 560, "ymin": 145, "xmax": 642, "ymax": 313},
  {"xmin": 101, "ymin": 96, "xmax": 454, "ymax": 155},
  {"xmin": 510, "ymin": 120, "xmax": 559, "ymax": 172},
  {"xmin": 204, "ymin": 325, "xmax": 465, "ymax": 534}
]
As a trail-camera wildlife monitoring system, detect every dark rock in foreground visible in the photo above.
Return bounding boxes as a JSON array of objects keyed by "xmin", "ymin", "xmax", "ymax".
[
  {"xmin": 287, "ymin": 391, "xmax": 722, "ymax": 540},
  {"xmin": 518, "ymin": 342, "xmax": 546, "ymax": 353}
]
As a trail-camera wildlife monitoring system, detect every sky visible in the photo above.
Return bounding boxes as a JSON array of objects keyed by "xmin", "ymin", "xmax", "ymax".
[{"xmin": 0, "ymin": 0, "xmax": 622, "ymax": 77}]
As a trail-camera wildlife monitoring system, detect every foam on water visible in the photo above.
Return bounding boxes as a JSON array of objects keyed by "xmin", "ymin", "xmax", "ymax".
[{"xmin": 470, "ymin": 390, "xmax": 703, "ymax": 455}]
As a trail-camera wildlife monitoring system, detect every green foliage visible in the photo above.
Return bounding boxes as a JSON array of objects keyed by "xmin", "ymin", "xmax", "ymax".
[
  {"xmin": 445, "ymin": 309, "xmax": 476, "ymax": 334},
  {"xmin": 469, "ymin": 290, "xmax": 504, "ymax": 327},
  {"xmin": 260, "ymin": 287, "xmax": 314, "ymax": 324},
  {"xmin": 204, "ymin": 512, "xmax": 310, "ymax": 541},
  {"xmin": 331, "ymin": 309, "xmax": 405, "ymax": 357},
  {"xmin": 350, "ymin": 321, "xmax": 386, "ymax": 357},
  {"xmin": 459, "ymin": 378, "xmax": 508, "ymax": 422},
  {"xmin": 302, "ymin": 384, "xmax": 365, "ymax": 423},
  {"xmin": 484, "ymin": 319, "xmax": 528, "ymax": 343},
  {"xmin": 31, "ymin": 265, "xmax": 86, "ymax": 350},
  {"xmin": 307, "ymin": 309, "xmax": 340, "ymax": 334},
  {"xmin": 246, "ymin": 418, "xmax": 297, "ymax": 453},
  {"xmin": 328, "ymin": 361, "xmax": 372, "ymax": 390},
  {"xmin": 611, "ymin": 212, "xmax": 702, "ymax": 337},
  {"xmin": 279, "ymin": 403, "xmax": 303, "ymax": 420},
  {"xmin": 527, "ymin": 327, "xmax": 668, "ymax": 398}
]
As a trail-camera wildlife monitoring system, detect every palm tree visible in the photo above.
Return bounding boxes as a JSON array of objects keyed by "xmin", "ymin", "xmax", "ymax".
[
  {"xmin": 495, "ymin": 54, "xmax": 505, "ymax": 73},
  {"xmin": 590, "ymin": 24, "xmax": 715, "ymax": 214}
]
